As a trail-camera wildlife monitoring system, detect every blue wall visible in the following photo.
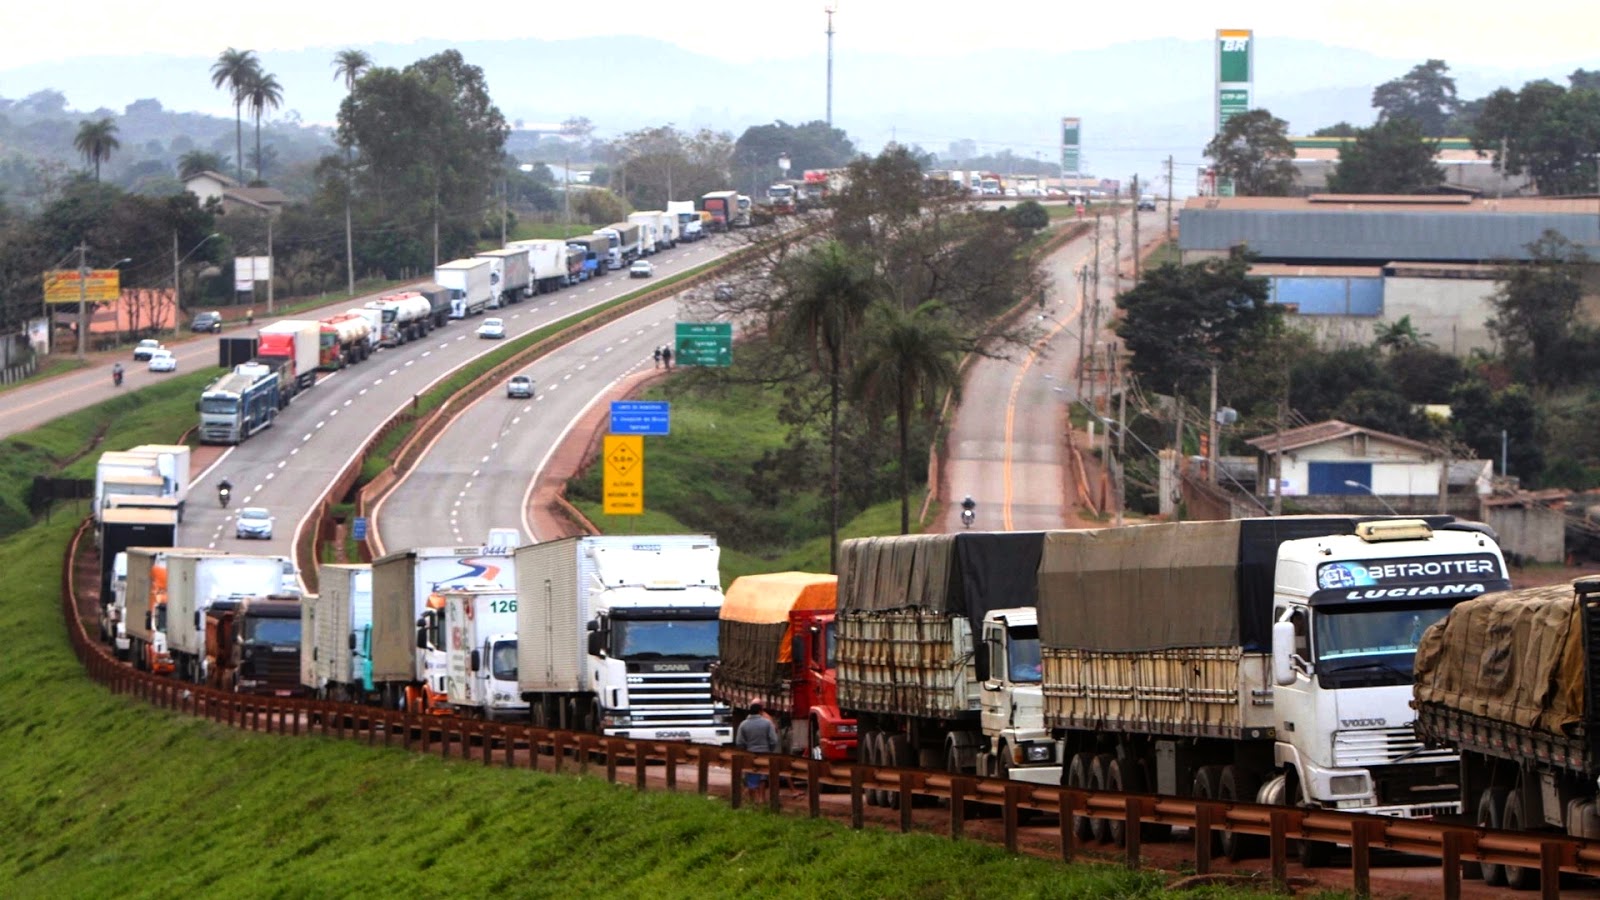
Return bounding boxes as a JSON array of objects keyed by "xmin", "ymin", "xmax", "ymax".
[{"xmin": 1266, "ymin": 276, "xmax": 1383, "ymax": 316}]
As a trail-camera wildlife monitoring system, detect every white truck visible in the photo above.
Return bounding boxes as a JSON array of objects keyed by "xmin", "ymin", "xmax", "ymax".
[
  {"xmin": 666, "ymin": 201, "xmax": 703, "ymax": 242},
  {"xmin": 366, "ymin": 291, "xmax": 434, "ymax": 346},
  {"xmin": 515, "ymin": 534, "xmax": 732, "ymax": 744},
  {"xmin": 475, "ymin": 246, "xmax": 532, "ymax": 309},
  {"xmin": 164, "ymin": 550, "xmax": 294, "ymax": 684},
  {"xmin": 370, "ymin": 541, "xmax": 518, "ymax": 710},
  {"xmin": 627, "ymin": 211, "xmax": 663, "ymax": 255},
  {"xmin": 435, "ymin": 258, "xmax": 496, "ymax": 319},
  {"xmin": 506, "ymin": 239, "xmax": 571, "ymax": 295},
  {"xmin": 95, "ymin": 445, "xmax": 190, "ymax": 523},
  {"xmin": 301, "ymin": 563, "xmax": 375, "ymax": 702},
  {"xmin": 100, "ymin": 551, "xmax": 131, "ymax": 659},
  {"xmin": 441, "ymin": 586, "xmax": 526, "ymax": 720},
  {"xmin": 596, "ymin": 222, "xmax": 643, "ymax": 269}
]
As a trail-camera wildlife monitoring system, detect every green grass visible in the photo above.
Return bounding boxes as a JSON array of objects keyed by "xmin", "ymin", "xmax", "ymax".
[
  {"xmin": 508, "ymin": 220, "xmax": 603, "ymax": 241},
  {"xmin": 0, "ymin": 356, "xmax": 88, "ymax": 396},
  {"xmin": 1144, "ymin": 240, "xmax": 1180, "ymax": 268}
]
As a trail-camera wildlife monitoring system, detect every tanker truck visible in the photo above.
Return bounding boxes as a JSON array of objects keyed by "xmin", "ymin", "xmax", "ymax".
[
  {"xmin": 366, "ymin": 291, "xmax": 433, "ymax": 346},
  {"xmin": 318, "ymin": 312, "xmax": 373, "ymax": 370}
]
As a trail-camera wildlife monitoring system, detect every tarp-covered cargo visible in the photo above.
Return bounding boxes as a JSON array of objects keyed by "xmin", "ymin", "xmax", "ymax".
[
  {"xmin": 712, "ymin": 572, "xmax": 836, "ymax": 710},
  {"xmin": 1414, "ymin": 583, "xmax": 1584, "ymax": 736}
]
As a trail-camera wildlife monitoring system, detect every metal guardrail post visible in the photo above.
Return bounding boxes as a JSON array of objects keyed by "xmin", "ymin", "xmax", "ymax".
[
  {"xmin": 636, "ymin": 746, "xmax": 648, "ymax": 791},
  {"xmin": 850, "ymin": 767, "xmax": 865, "ymax": 829},
  {"xmin": 949, "ymin": 778, "xmax": 969, "ymax": 839},
  {"xmin": 1124, "ymin": 797, "xmax": 1146, "ymax": 869},
  {"xmin": 1003, "ymin": 783, "xmax": 1022, "ymax": 853},
  {"xmin": 663, "ymin": 745, "xmax": 679, "ymax": 791},
  {"xmin": 1442, "ymin": 829, "xmax": 1463, "ymax": 900},
  {"xmin": 1060, "ymin": 791, "xmax": 1083, "ymax": 862},
  {"xmin": 806, "ymin": 760, "xmax": 822, "ymax": 817},
  {"xmin": 1269, "ymin": 810, "xmax": 1289, "ymax": 892}
]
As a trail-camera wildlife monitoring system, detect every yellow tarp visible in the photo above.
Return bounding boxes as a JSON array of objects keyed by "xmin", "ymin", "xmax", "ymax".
[{"xmin": 721, "ymin": 572, "xmax": 837, "ymax": 624}]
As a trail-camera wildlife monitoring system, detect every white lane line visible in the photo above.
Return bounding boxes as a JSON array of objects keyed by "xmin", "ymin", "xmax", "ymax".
[
  {"xmin": 405, "ymin": 360, "xmax": 415, "ymax": 367},
  {"xmin": 252, "ymin": 484, "xmax": 263, "ymax": 492},
  {"xmin": 343, "ymin": 399, "xmax": 352, "ymax": 407},
  {"xmin": 290, "ymin": 447, "xmax": 299, "ymax": 455},
  {"xmin": 511, "ymin": 416, "xmax": 521, "ymax": 425},
  {"xmin": 521, "ymin": 406, "xmax": 531, "ymax": 413},
  {"xmin": 329, "ymin": 409, "xmax": 338, "ymax": 417},
  {"xmin": 316, "ymin": 421, "xmax": 326, "ymax": 429},
  {"xmin": 490, "ymin": 442, "xmax": 499, "ymax": 450},
  {"xmin": 471, "ymin": 469, "xmax": 480, "ymax": 478},
  {"xmin": 577, "ymin": 364, "xmax": 587, "ymax": 371},
  {"xmin": 374, "ymin": 378, "xmax": 383, "ymax": 385},
  {"xmin": 302, "ymin": 434, "xmax": 312, "ymax": 442},
  {"xmin": 358, "ymin": 388, "xmax": 367, "ymax": 395},
  {"xmin": 388, "ymin": 368, "xmax": 399, "ymax": 376},
  {"xmin": 277, "ymin": 460, "xmax": 287, "ymax": 469},
  {"xmin": 421, "ymin": 351, "xmax": 431, "ymax": 357},
  {"xmin": 265, "ymin": 472, "xmax": 275, "ymax": 481},
  {"xmin": 563, "ymin": 373, "xmax": 573, "ymax": 380}
]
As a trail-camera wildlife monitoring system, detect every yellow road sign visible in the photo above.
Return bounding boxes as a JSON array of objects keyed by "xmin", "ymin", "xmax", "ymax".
[
  {"xmin": 603, "ymin": 435, "xmax": 644, "ymax": 515},
  {"xmin": 43, "ymin": 269, "xmax": 121, "ymax": 304}
]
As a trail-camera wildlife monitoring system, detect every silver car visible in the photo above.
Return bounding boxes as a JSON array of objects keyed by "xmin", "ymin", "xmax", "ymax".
[{"xmin": 235, "ymin": 507, "xmax": 274, "ymax": 540}]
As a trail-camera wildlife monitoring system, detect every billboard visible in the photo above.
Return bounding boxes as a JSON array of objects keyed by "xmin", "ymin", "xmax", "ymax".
[
  {"xmin": 1215, "ymin": 29, "xmax": 1254, "ymax": 197},
  {"xmin": 43, "ymin": 269, "xmax": 121, "ymax": 304},
  {"xmin": 1060, "ymin": 117, "xmax": 1081, "ymax": 177},
  {"xmin": 234, "ymin": 256, "xmax": 272, "ymax": 292}
]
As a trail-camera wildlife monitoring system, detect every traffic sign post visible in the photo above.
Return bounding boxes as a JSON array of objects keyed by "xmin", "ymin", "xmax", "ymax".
[
  {"xmin": 674, "ymin": 322, "xmax": 732, "ymax": 367},
  {"xmin": 610, "ymin": 401, "xmax": 671, "ymax": 435},
  {"xmin": 602, "ymin": 435, "xmax": 644, "ymax": 516}
]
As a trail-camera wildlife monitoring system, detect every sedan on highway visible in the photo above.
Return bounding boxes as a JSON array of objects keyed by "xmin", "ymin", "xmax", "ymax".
[
  {"xmin": 506, "ymin": 375, "xmax": 534, "ymax": 399},
  {"xmin": 235, "ymin": 507, "xmax": 274, "ymax": 540},
  {"xmin": 147, "ymin": 349, "xmax": 177, "ymax": 373},
  {"xmin": 630, "ymin": 260, "xmax": 654, "ymax": 278},
  {"xmin": 477, "ymin": 318, "xmax": 506, "ymax": 339},
  {"xmin": 132, "ymin": 339, "xmax": 163, "ymax": 361},
  {"xmin": 190, "ymin": 310, "xmax": 223, "ymax": 333}
]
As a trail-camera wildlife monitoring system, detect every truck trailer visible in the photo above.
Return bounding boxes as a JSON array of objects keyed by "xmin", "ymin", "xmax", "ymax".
[
  {"xmin": 506, "ymin": 239, "xmax": 570, "ymax": 294},
  {"xmin": 98, "ymin": 509, "xmax": 176, "ymax": 609},
  {"xmin": 367, "ymin": 291, "xmax": 434, "ymax": 346},
  {"xmin": 120, "ymin": 546, "xmax": 175, "ymax": 675},
  {"xmin": 596, "ymin": 223, "xmax": 642, "ymax": 269},
  {"xmin": 1415, "ymin": 577, "xmax": 1600, "ymax": 889},
  {"xmin": 666, "ymin": 201, "xmax": 703, "ymax": 242},
  {"xmin": 164, "ymin": 551, "xmax": 293, "ymax": 683},
  {"xmin": 93, "ymin": 451, "xmax": 162, "ymax": 522},
  {"xmin": 302, "ymin": 563, "xmax": 374, "ymax": 702},
  {"xmin": 257, "ymin": 320, "xmax": 321, "ymax": 394},
  {"xmin": 515, "ymin": 535, "xmax": 731, "ymax": 744},
  {"xmin": 570, "ymin": 235, "xmax": 610, "ymax": 280},
  {"xmin": 701, "ymin": 191, "xmax": 739, "ymax": 232},
  {"xmin": 440, "ymin": 586, "xmax": 526, "ymax": 720},
  {"xmin": 475, "ymin": 247, "xmax": 532, "ymax": 309},
  {"xmin": 436, "ymin": 258, "xmax": 495, "ymax": 319},
  {"xmin": 712, "ymin": 571, "xmax": 855, "ymax": 759}
]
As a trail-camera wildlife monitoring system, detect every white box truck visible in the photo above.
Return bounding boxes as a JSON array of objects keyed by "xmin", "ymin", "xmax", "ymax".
[
  {"xmin": 435, "ymin": 258, "xmax": 495, "ymax": 319},
  {"xmin": 130, "ymin": 444, "xmax": 191, "ymax": 508},
  {"xmin": 627, "ymin": 212, "xmax": 660, "ymax": 256},
  {"xmin": 475, "ymin": 247, "xmax": 532, "ymax": 309},
  {"xmin": 506, "ymin": 239, "xmax": 571, "ymax": 295},
  {"xmin": 442, "ymin": 586, "xmax": 527, "ymax": 720},
  {"xmin": 165, "ymin": 550, "xmax": 293, "ymax": 684},
  {"xmin": 666, "ymin": 201, "xmax": 703, "ymax": 242},
  {"xmin": 302, "ymin": 563, "xmax": 374, "ymax": 702},
  {"xmin": 94, "ymin": 451, "xmax": 163, "ymax": 522},
  {"xmin": 515, "ymin": 535, "xmax": 731, "ymax": 744},
  {"xmin": 631, "ymin": 211, "xmax": 676, "ymax": 250},
  {"xmin": 370, "ymin": 541, "xmax": 517, "ymax": 710}
]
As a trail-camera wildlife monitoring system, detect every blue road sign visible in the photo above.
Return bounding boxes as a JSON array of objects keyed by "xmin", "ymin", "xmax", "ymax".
[
  {"xmin": 352, "ymin": 517, "xmax": 368, "ymax": 541},
  {"xmin": 610, "ymin": 400, "xmax": 670, "ymax": 435}
]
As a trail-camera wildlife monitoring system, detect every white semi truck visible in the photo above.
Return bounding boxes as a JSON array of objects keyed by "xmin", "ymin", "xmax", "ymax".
[
  {"xmin": 435, "ymin": 258, "xmax": 496, "ymax": 319},
  {"xmin": 441, "ymin": 586, "xmax": 526, "ymax": 720},
  {"xmin": 475, "ymin": 246, "xmax": 532, "ymax": 309},
  {"xmin": 515, "ymin": 535, "xmax": 732, "ymax": 744}
]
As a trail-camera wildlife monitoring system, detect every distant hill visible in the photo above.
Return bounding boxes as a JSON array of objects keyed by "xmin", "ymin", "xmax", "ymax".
[{"xmin": 1, "ymin": 34, "xmax": 1594, "ymax": 196}]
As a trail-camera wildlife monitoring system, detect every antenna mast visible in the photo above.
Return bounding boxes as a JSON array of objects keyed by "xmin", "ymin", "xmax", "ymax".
[{"xmin": 825, "ymin": 5, "xmax": 836, "ymax": 127}]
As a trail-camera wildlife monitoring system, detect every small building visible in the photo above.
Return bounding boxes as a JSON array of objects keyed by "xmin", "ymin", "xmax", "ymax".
[
  {"xmin": 183, "ymin": 171, "xmax": 288, "ymax": 217},
  {"xmin": 1289, "ymin": 136, "xmax": 1532, "ymax": 196},
  {"xmin": 1483, "ymin": 490, "xmax": 1569, "ymax": 564},
  {"xmin": 1244, "ymin": 419, "xmax": 1488, "ymax": 518}
]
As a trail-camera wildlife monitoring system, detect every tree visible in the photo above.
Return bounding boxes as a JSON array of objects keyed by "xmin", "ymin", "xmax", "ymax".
[
  {"xmin": 1204, "ymin": 109, "xmax": 1296, "ymax": 196},
  {"xmin": 1371, "ymin": 315, "xmax": 1430, "ymax": 354},
  {"xmin": 1115, "ymin": 250, "xmax": 1279, "ymax": 394},
  {"xmin": 1006, "ymin": 199, "xmax": 1049, "ymax": 231},
  {"xmin": 1312, "ymin": 122, "xmax": 1360, "ymax": 138},
  {"xmin": 1372, "ymin": 59, "xmax": 1460, "ymax": 137},
  {"xmin": 331, "ymin": 49, "xmax": 372, "ymax": 93},
  {"xmin": 1326, "ymin": 118, "xmax": 1444, "ymax": 194},
  {"xmin": 1450, "ymin": 379, "xmax": 1542, "ymax": 483},
  {"xmin": 776, "ymin": 241, "xmax": 878, "ymax": 570},
  {"xmin": 732, "ymin": 120, "xmax": 857, "ymax": 193},
  {"xmin": 177, "ymin": 151, "xmax": 228, "ymax": 181},
  {"xmin": 1473, "ymin": 78, "xmax": 1600, "ymax": 194},
  {"xmin": 210, "ymin": 48, "xmax": 260, "ymax": 184},
  {"xmin": 241, "ymin": 69, "xmax": 283, "ymax": 183},
  {"xmin": 73, "ymin": 118, "xmax": 119, "ymax": 181},
  {"xmin": 612, "ymin": 125, "xmax": 734, "ymax": 210},
  {"xmin": 850, "ymin": 300, "xmax": 962, "ymax": 533},
  {"xmin": 1488, "ymin": 230, "xmax": 1588, "ymax": 386},
  {"xmin": 1570, "ymin": 68, "xmax": 1600, "ymax": 92}
]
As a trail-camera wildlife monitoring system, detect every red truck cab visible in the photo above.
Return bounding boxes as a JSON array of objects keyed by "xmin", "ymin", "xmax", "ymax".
[{"xmin": 789, "ymin": 609, "xmax": 856, "ymax": 761}]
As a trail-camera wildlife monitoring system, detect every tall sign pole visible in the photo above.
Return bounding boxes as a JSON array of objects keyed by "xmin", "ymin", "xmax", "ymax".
[
  {"xmin": 1060, "ymin": 117, "xmax": 1082, "ymax": 185},
  {"xmin": 824, "ymin": 7, "xmax": 836, "ymax": 127},
  {"xmin": 1214, "ymin": 28, "xmax": 1254, "ymax": 198}
]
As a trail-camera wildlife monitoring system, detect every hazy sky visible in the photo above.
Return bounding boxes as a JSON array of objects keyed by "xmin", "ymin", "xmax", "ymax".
[{"xmin": 5, "ymin": 0, "xmax": 1597, "ymax": 70}]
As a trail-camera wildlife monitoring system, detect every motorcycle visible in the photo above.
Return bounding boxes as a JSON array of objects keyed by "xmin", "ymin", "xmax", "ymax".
[
  {"xmin": 112, "ymin": 365, "xmax": 124, "ymax": 387},
  {"xmin": 218, "ymin": 485, "xmax": 232, "ymax": 508},
  {"xmin": 960, "ymin": 507, "xmax": 975, "ymax": 528}
]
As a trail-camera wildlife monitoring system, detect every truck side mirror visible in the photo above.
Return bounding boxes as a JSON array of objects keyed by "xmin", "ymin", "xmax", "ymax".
[
  {"xmin": 587, "ymin": 630, "xmax": 605, "ymax": 657},
  {"xmin": 348, "ymin": 633, "xmax": 356, "ymax": 651},
  {"xmin": 195, "ymin": 612, "xmax": 202, "ymax": 630},
  {"xmin": 470, "ymin": 649, "xmax": 481, "ymax": 672},
  {"xmin": 1272, "ymin": 621, "xmax": 1297, "ymax": 686},
  {"xmin": 415, "ymin": 623, "xmax": 428, "ymax": 650}
]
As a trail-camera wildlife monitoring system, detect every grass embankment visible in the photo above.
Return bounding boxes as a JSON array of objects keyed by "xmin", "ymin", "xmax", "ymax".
[
  {"xmin": 509, "ymin": 221, "xmax": 601, "ymax": 241},
  {"xmin": 1144, "ymin": 240, "xmax": 1180, "ymax": 268},
  {"xmin": 0, "ymin": 385, "xmax": 1280, "ymax": 900}
]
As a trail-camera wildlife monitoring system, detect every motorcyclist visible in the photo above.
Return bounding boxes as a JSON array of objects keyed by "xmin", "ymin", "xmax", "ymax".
[
  {"xmin": 111, "ymin": 362, "xmax": 124, "ymax": 386},
  {"xmin": 218, "ymin": 477, "xmax": 233, "ymax": 508},
  {"xmin": 960, "ymin": 495, "xmax": 976, "ymax": 527},
  {"xmin": 961, "ymin": 495, "xmax": 975, "ymax": 513}
]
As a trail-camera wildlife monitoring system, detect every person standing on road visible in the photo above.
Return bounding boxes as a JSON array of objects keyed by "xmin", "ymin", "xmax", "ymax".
[
  {"xmin": 653, "ymin": 346, "xmax": 662, "ymax": 369},
  {"xmin": 734, "ymin": 701, "xmax": 779, "ymax": 805},
  {"xmin": 661, "ymin": 345, "xmax": 673, "ymax": 370}
]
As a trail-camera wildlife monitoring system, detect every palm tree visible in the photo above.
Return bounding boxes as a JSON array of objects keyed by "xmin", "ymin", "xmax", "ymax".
[
  {"xmin": 73, "ymin": 118, "xmax": 120, "ymax": 181},
  {"xmin": 331, "ymin": 48, "xmax": 372, "ymax": 94},
  {"xmin": 242, "ymin": 70, "xmax": 283, "ymax": 183},
  {"xmin": 210, "ymin": 47, "xmax": 259, "ymax": 183},
  {"xmin": 851, "ymin": 300, "xmax": 963, "ymax": 534},
  {"xmin": 779, "ymin": 240, "xmax": 878, "ymax": 569},
  {"xmin": 331, "ymin": 49, "xmax": 371, "ymax": 297}
]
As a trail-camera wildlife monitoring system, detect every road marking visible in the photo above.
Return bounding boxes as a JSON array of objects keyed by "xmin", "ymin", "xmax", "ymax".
[
  {"xmin": 388, "ymin": 368, "xmax": 399, "ymax": 376},
  {"xmin": 358, "ymin": 388, "xmax": 367, "ymax": 395},
  {"xmin": 252, "ymin": 484, "xmax": 263, "ymax": 492},
  {"xmin": 290, "ymin": 447, "xmax": 299, "ymax": 455},
  {"xmin": 405, "ymin": 360, "xmax": 415, "ymax": 367},
  {"xmin": 265, "ymin": 472, "xmax": 274, "ymax": 480},
  {"xmin": 421, "ymin": 351, "xmax": 431, "ymax": 357},
  {"xmin": 563, "ymin": 373, "xmax": 572, "ymax": 380},
  {"xmin": 577, "ymin": 364, "xmax": 586, "ymax": 371},
  {"xmin": 480, "ymin": 455, "xmax": 490, "ymax": 463},
  {"xmin": 277, "ymin": 460, "xmax": 287, "ymax": 468},
  {"xmin": 302, "ymin": 434, "xmax": 312, "ymax": 442},
  {"xmin": 471, "ymin": 469, "xmax": 480, "ymax": 477},
  {"xmin": 374, "ymin": 378, "xmax": 383, "ymax": 385},
  {"xmin": 511, "ymin": 416, "xmax": 521, "ymax": 425},
  {"xmin": 490, "ymin": 442, "xmax": 499, "ymax": 450},
  {"xmin": 329, "ymin": 409, "xmax": 338, "ymax": 417},
  {"xmin": 316, "ymin": 421, "xmax": 325, "ymax": 429},
  {"xmin": 343, "ymin": 399, "xmax": 353, "ymax": 406}
]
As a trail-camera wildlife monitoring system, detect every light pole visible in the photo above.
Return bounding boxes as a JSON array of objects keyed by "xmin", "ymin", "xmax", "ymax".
[
  {"xmin": 174, "ymin": 232, "xmax": 221, "ymax": 337},
  {"xmin": 1344, "ymin": 480, "xmax": 1399, "ymax": 515},
  {"xmin": 76, "ymin": 251, "xmax": 130, "ymax": 360}
]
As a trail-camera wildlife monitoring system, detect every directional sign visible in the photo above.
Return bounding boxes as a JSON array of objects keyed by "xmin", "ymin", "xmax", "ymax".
[
  {"xmin": 675, "ymin": 321, "xmax": 733, "ymax": 367},
  {"xmin": 352, "ymin": 517, "xmax": 368, "ymax": 541},
  {"xmin": 602, "ymin": 435, "xmax": 644, "ymax": 516},
  {"xmin": 610, "ymin": 400, "xmax": 670, "ymax": 435}
]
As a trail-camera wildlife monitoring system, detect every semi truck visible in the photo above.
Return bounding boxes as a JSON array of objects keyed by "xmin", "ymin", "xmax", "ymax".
[
  {"xmin": 370, "ymin": 540, "xmax": 518, "ymax": 710},
  {"xmin": 597, "ymin": 223, "xmax": 643, "ymax": 269},
  {"xmin": 475, "ymin": 246, "xmax": 532, "ymax": 309},
  {"xmin": 205, "ymin": 595, "xmax": 304, "ymax": 696},
  {"xmin": 439, "ymin": 586, "xmax": 526, "ymax": 720},
  {"xmin": 1036, "ymin": 517, "xmax": 1508, "ymax": 860},
  {"xmin": 712, "ymin": 571, "xmax": 856, "ymax": 759},
  {"xmin": 121, "ymin": 546, "xmax": 175, "ymax": 675},
  {"xmin": 301, "ymin": 563, "xmax": 374, "ymax": 702},
  {"xmin": 98, "ymin": 508, "xmax": 176, "ymax": 607},
  {"xmin": 506, "ymin": 239, "xmax": 571, "ymax": 294},
  {"xmin": 436, "ymin": 258, "xmax": 495, "ymax": 319},
  {"xmin": 256, "ymin": 319, "xmax": 320, "ymax": 395},
  {"xmin": 666, "ymin": 201, "xmax": 704, "ymax": 242},
  {"xmin": 1414, "ymin": 578, "xmax": 1600, "ymax": 889},
  {"xmin": 414, "ymin": 282, "xmax": 453, "ymax": 328},
  {"xmin": 163, "ymin": 551, "xmax": 293, "ymax": 684},
  {"xmin": 701, "ymin": 191, "xmax": 739, "ymax": 232},
  {"xmin": 627, "ymin": 211, "xmax": 666, "ymax": 254},
  {"xmin": 515, "ymin": 535, "xmax": 732, "ymax": 744},
  {"xmin": 197, "ymin": 369, "xmax": 279, "ymax": 443},
  {"xmin": 570, "ymin": 235, "xmax": 610, "ymax": 280},
  {"xmin": 93, "ymin": 451, "xmax": 162, "ymax": 523},
  {"xmin": 101, "ymin": 552, "xmax": 130, "ymax": 659},
  {"xmin": 343, "ymin": 306, "xmax": 384, "ymax": 354},
  {"xmin": 366, "ymin": 291, "xmax": 434, "ymax": 346},
  {"xmin": 317, "ymin": 313, "xmax": 373, "ymax": 369}
]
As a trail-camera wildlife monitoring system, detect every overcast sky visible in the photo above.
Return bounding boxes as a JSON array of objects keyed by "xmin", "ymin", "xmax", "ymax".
[{"xmin": 5, "ymin": 0, "xmax": 1597, "ymax": 70}]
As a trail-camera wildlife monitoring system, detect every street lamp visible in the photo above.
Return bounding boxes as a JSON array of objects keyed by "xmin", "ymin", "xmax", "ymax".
[
  {"xmin": 1343, "ymin": 480, "xmax": 1399, "ymax": 515},
  {"xmin": 174, "ymin": 232, "xmax": 222, "ymax": 335},
  {"xmin": 76, "ymin": 252, "xmax": 130, "ymax": 360}
]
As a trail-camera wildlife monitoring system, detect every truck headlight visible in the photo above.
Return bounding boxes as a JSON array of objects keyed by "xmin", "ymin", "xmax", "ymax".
[
  {"xmin": 1024, "ymin": 744, "xmax": 1054, "ymax": 763},
  {"xmin": 1329, "ymin": 774, "xmax": 1369, "ymax": 795},
  {"xmin": 834, "ymin": 723, "xmax": 857, "ymax": 735},
  {"xmin": 601, "ymin": 713, "xmax": 632, "ymax": 728}
]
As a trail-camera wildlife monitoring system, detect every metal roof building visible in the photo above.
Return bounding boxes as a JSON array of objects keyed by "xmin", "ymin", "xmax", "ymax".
[{"xmin": 1179, "ymin": 195, "xmax": 1600, "ymax": 264}]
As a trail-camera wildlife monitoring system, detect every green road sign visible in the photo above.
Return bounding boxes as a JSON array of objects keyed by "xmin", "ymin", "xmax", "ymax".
[{"xmin": 674, "ymin": 321, "xmax": 732, "ymax": 367}]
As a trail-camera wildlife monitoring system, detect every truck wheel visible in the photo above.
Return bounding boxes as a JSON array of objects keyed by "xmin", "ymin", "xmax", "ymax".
[
  {"xmin": 1218, "ymin": 765, "xmax": 1265, "ymax": 860},
  {"xmin": 1105, "ymin": 758, "xmax": 1135, "ymax": 846},
  {"xmin": 1066, "ymin": 752, "xmax": 1097, "ymax": 843},
  {"xmin": 1190, "ymin": 765, "xmax": 1226, "ymax": 858},
  {"xmin": 1473, "ymin": 786, "xmax": 1509, "ymax": 884},
  {"xmin": 1087, "ymin": 754, "xmax": 1115, "ymax": 843},
  {"xmin": 1501, "ymin": 790, "xmax": 1539, "ymax": 890},
  {"xmin": 884, "ymin": 733, "xmax": 912, "ymax": 810},
  {"xmin": 860, "ymin": 732, "xmax": 882, "ymax": 807}
]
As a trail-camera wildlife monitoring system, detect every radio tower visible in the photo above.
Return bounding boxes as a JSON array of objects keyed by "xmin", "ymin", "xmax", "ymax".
[{"xmin": 825, "ymin": 5, "xmax": 836, "ymax": 127}]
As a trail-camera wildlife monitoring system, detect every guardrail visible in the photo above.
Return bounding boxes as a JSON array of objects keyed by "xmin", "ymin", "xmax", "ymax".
[{"xmin": 62, "ymin": 516, "xmax": 1599, "ymax": 900}]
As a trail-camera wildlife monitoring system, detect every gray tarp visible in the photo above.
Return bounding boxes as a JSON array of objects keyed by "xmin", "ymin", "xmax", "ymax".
[
  {"xmin": 1414, "ymin": 582, "xmax": 1584, "ymax": 736},
  {"xmin": 1037, "ymin": 521, "xmax": 1242, "ymax": 651}
]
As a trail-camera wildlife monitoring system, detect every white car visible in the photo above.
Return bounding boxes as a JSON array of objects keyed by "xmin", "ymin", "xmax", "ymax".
[
  {"xmin": 630, "ymin": 260, "xmax": 654, "ymax": 278},
  {"xmin": 147, "ymin": 349, "xmax": 177, "ymax": 372},
  {"xmin": 132, "ymin": 339, "xmax": 163, "ymax": 361},
  {"xmin": 235, "ymin": 507, "xmax": 274, "ymax": 540},
  {"xmin": 477, "ymin": 318, "xmax": 505, "ymax": 339}
]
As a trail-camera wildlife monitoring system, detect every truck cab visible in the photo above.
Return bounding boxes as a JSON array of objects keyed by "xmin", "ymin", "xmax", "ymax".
[
  {"xmin": 442, "ymin": 588, "xmax": 526, "ymax": 720},
  {"xmin": 977, "ymin": 608, "xmax": 1059, "ymax": 783},
  {"xmin": 1266, "ymin": 519, "xmax": 1509, "ymax": 816},
  {"xmin": 208, "ymin": 596, "xmax": 304, "ymax": 695},
  {"xmin": 789, "ymin": 609, "xmax": 857, "ymax": 761}
]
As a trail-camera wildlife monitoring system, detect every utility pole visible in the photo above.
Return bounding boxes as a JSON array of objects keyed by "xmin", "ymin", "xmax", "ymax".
[
  {"xmin": 76, "ymin": 242, "xmax": 88, "ymax": 360},
  {"xmin": 1076, "ymin": 266, "xmax": 1088, "ymax": 395},
  {"xmin": 563, "ymin": 153, "xmax": 572, "ymax": 236},
  {"xmin": 1165, "ymin": 156, "xmax": 1175, "ymax": 242},
  {"xmin": 1131, "ymin": 174, "xmax": 1141, "ymax": 282},
  {"xmin": 1089, "ymin": 214, "xmax": 1103, "ymax": 348},
  {"xmin": 825, "ymin": 6, "xmax": 836, "ymax": 127},
  {"xmin": 172, "ymin": 231, "xmax": 181, "ymax": 340},
  {"xmin": 500, "ymin": 174, "xmax": 508, "ymax": 247},
  {"xmin": 345, "ymin": 196, "xmax": 355, "ymax": 297},
  {"xmin": 1111, "ymin": 190, "xmax": 1122, "ymax": 299},
  {"xmin": 266, "ymin": 216, "xmax": 275, "ymax": 314},
  {"xmin": 1207, "ymin": 364, "xmax": 1220, "ymax": 484}
]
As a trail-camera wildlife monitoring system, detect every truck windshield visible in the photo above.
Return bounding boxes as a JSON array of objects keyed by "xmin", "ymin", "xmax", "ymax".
[
  {"xmin": 244, "ymin": 616, "xmax": 301, "ymax": 646},
  {"xmin": 1314, "ymin": 604, "xmax": 1454, "ymax": 688},
  {"xmin": 199, "ymin": 397, "xmax": 239, "ymax": 415},
  {"xmin": 612, "ymin": 618, "xmax": 719, "ymax": 659},
  {"xmin": 491, "ymin": 640, "xmax": 517, "ymax": 681}
]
